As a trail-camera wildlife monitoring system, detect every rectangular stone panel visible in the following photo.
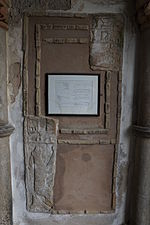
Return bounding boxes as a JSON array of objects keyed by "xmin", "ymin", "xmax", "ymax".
[
  {"xmin": 90, "ymin": 15, "xmax": 124, "ymax": 71},
  {"xmin": 24, "ymin": 15, "xmax": 123, "ymax": 214},
  {"xmin": 24, "ymin": 115, "xmax": 58, "ymax": 212},
  {"xmin": 54, "ymin": 144, "xmax": 114, "ymax": 212},
  {"xmin": 26, "ymin": 16, "xmax": 121, "ymax": 136}
]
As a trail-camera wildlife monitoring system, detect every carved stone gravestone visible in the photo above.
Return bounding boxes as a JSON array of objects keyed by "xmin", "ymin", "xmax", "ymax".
[{"xmin": 24, "ymin": 116, "xmax": 58, "ymax": 212}]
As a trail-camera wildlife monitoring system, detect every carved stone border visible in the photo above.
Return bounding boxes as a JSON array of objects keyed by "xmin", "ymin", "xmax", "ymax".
[
  {"xmin": 35, "ymin": 22, "xmax": 90, "ymax": 116},
  {"xmin": 24, "ymin": 12, "xmax": 90, "ymax": 18},
  {"xmin": 40, "ymin": 23, "xmax": 89, "ymax": 30},
  {"xmin": 23, "ymin": 16, "xmax": 29, "ymax": 116},
  {"xmin": 52, "ymin": 209, "xmax": 115, "ymax": 215},
  {"xmin": 42, "ymin": 37, "xmax": 89, "ymax": 44},
  {"xmin": 60, "ymin": 128, "xmax": 108, "ymax": 134},
  {"xmin": 35, "ymin": 24, "xmax": 41, "ymax": 116},
  {"xmin": 112, "ymin": 71, "xmax": 122, "ymax": 209},
  {"xmin": 58, "ymin": 138, "xmax": 116, "ymax": 145},
  {"xmin": 105, "ymin": 71, "xmax": 111, "ymax": 129}
]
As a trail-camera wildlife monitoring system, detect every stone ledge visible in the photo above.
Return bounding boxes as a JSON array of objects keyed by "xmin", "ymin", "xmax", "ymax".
[
  {"xmin": 0, "ymin": 121, "xmax": 14, "ymax": 138},
  {"xmin": 60, "ymin": 128, "xmax": 108, "ymax": 134},
  {"xmin": 58, "ymin": 138, "xmax": 116, "ymax": 145}
]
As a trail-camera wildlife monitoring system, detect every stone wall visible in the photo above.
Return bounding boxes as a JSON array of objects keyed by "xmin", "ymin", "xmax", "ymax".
[{"xmin": 8, "ymin": 0, "xmax": 136, "ymax": 225}]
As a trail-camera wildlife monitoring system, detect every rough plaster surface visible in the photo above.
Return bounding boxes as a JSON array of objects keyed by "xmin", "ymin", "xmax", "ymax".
[
  {"xmin": 8, "ymin": 0, "xmax": 136, "ymax": 225},
  {"xmin": 8, "ymin": 62, "xmax": 21, "ymax": 103},
  {"xmin": 71, "ymin": 0, "xmax": 127, "ymax": 13}
]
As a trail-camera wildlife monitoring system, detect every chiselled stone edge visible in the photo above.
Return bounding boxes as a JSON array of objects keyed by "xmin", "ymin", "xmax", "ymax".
[
  {"xmin": 133, "ymin": 125, "xmax": 150, "ymax": 138},
  {"xmin": 0, "ymin": 122, "xmax": 14, "ymax": 138}
]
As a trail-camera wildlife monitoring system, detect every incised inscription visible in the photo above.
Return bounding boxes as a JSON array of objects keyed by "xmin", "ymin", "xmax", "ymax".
[{"xmin": 90, "ymin": 15, "xmax": 124, "ymax": 71}]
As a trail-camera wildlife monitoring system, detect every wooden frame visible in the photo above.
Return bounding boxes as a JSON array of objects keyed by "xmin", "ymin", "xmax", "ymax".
[{"xmin": 46, "ymin": 73, "xmax": 100, "ymax": 116}]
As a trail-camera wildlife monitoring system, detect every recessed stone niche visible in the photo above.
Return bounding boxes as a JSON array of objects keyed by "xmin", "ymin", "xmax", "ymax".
[{"xmin": 23, "ymin": 14, "xmax": 123, "ymax": 213}]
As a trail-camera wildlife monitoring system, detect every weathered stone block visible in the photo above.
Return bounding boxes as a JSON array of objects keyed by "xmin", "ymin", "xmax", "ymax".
[
  {"xmin": 90, "ymin": 15, "xmax": 124, "ymax": 71},
  {"xmin": 24, "ymin": 115, "xmax": 58, "ymax": 212}
]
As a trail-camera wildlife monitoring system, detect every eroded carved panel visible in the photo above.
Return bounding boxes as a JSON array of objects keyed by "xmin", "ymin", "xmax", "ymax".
[
  {"xmin": 24, "ymin": 116, "xmax": 58, "ymax": 212},
  {"xmin": 90, "ymin": 15, "xmax": 124, "ymax": 71}
]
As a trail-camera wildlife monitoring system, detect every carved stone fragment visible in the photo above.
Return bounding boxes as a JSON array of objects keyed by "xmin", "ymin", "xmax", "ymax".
[
  {"xmin": 57, "ymin": 139, "xmax": 100, "ymax": 145},
  {"xmin": 40, "ymin": 24, "xmax": 89, "ymax": 30},
  {"xmin": 60, "ymin": 128, "xmax": 108, "ymax": 134},
  {"xmin": 90, "ymin": 15, "xmax": 124, "ymax": 71},
  {"xmin": 57, "ymin": 138, "xmax": 116, "ymax": 145},
  {"xmin": 24, "ymin": 116, "xmax": 58, "ymax": 212},
  {"xmin": 42, "ymin": 37, "xmax": 89, "ymax": 44}
]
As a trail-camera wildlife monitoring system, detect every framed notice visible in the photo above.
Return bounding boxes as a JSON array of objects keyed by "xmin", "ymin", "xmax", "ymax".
[{"xmin": 47, "ymin": 74, "xmax": 100, "ymax": 116}]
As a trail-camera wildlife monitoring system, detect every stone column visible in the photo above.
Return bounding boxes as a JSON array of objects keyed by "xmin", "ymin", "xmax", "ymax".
[
  {"xmin": 0, "ymin": 1, "xmax": 14, "ymax": 224},
  {"xmin": 131, "ymin": 1, "xmax": 150, "ymax": 225}
]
